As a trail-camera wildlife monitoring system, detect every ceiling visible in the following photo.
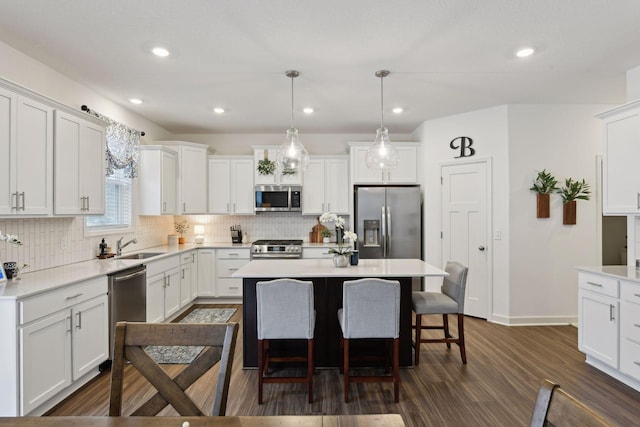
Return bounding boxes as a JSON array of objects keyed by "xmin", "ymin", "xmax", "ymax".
[{"xmin": 1, "ymin": 0, "xmax": 640, "ymax": 135}]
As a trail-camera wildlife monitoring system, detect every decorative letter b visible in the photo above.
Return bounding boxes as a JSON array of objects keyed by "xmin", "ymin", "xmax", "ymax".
[{"xmin": 450, "ymin": 136, "xmax": 475, "ymax": 158}]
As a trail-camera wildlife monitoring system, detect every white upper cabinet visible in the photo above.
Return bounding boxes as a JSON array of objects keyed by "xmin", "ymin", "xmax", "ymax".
[
  {"xmin": 54, "ymin": 111, "xmax": 106, "ymax": 215},
  {"xmin": 252, "ymin": 145, "xmax": 302, "ymax": 185},
  {"xmin": 209, "ymin": 156, "xmax": 255, "ymax": 215},
  {"xmin": 158, "ymin": 141, "xmax": 210, "ymax": 214},
  {"xmin": 138, "ymin": 145, "xmax": 177, "ymax": 215},
  {"xmin": 349, "ymin": 142, "xmax": 419, "ymax": 184},
  {"xmin": 0, "ymin": 86, "xmax": 53, "ymax": 216},
  {"xmin": 302, "ymin": 156, "xmax": 349, "ymax": 215},
  {"xmin": 597, "ymin": 100, "xmax": 640, "ymax": 214}
]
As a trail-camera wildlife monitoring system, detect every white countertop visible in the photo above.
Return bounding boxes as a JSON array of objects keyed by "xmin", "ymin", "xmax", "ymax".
[
  {"xmin": 0, "ymin": 242, "xmax": 252, "ymax": 300},
  {"xmin": 232, "ymin": 258, "xmax": 448, "ymax": 278},
  {"xmin": 577, "ymin": 265, "xmax": 640, "ymax": 284}
]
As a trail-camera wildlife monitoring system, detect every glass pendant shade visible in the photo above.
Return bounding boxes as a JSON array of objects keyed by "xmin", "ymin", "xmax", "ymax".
[
  {"xmin": 366, "ymin": 127, "xmax": 399, "ymax": 169},
  {"xmin": 277, "ymin": 127, "xmax": 309, "ymax": 173}
]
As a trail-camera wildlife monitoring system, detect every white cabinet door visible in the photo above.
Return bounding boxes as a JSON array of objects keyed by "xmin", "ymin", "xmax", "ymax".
[
  {"xmin": 232, "ymin": 158, "xmax": 255, "ymax": 214},
  {"xmin": 179, "ymin": 252, "xmax": 196, "ymax": 307},
  {"xmin": 139, "ymin": 146, "xmax": 177, "ymax": 215},
  {"xmin": 54, "ymin": 111, "xmax": 105, "ymax": 215},
  {"xmin": 302, "ymin": 159, "xmax": 325, "ymax": 214},
  {"xmin": 181, "ymin": 145, "xmax": 208, "ymax": 213},
  {"xmin": 253, "ymin": 146, "xmax": 302, "ymax": 185},
  {"xmin": 599, "ymin": 103, "xmax": 640, "ymax": 214},
  {"xmin": 146, "ymin": 272, "xmax": 166, "ymax": 323},
  {"xmin": 197, "ymin": 249, "xmax": 216, "ymax": 297},
  {"xmin": 208, "ymin": 158, "xmax": 232, "ymax": 213},
  {"xmin": 209, "ymin": 157, "xmax": 254, "ymax": 214},
  {"xmin": 164, "ymin": 268, "xmax": 181, "ymax": 318},
  {"xmin": 324, "ymin": 158, "xmax": 349, "ymax": 214},
  {"xmin": 579, "ymin": 289, "xmax": 619, "ymax": 368},
  {"xmin": 71, "ymin": 294, "xmax": 108, "ymax": 381},
  {"xmin": 20, "ymin": 310, "xmax": 71, "ymax": 415},
  {"xmin": 350, "ymin": 144, "xmax": 418, "ymax": 184},
  {"xmin": 161, "ymin": 149, "xmax": 177, "ymax": 214},
  {"xmin": 189, "ymin": 251, "xmax": 198, "ymax": 301},
  {"xmin": 0, "ymin": 86, "xmax": 16, "ymax": 215}
]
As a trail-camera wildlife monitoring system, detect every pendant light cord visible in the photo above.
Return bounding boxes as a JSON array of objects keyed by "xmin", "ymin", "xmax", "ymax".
[
  {"xmin": 291, "ymin": 75, "xmax": 295, "ymax": 129},
  {"xmin": 380, "ymin": 75, "xmax": 384, "ymax": 129}
]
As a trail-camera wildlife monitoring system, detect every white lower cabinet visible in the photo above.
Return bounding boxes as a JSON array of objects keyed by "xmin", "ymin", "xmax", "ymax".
[
  {"xmin": 179, "ymin": 251, "xmax": 198, "ymax": 307},
  {"xmin": 15, "ymin": 276, "xmax": 108, "ymax": 415},
  {"xmin": 620, "ymin": 281, "xmax": 640, "ymax": 381},
  {"xmin": 197, "ymin": 249, "xmax": 216, "ymax": 297},
  {"xmin": 302, "ymin": 247, "xmax": 334, "ymax": 259},
  {"xmin": 216, "ymin": 248, "xmax": 250, "ymax": 297},
  {"xmin": 146, "ymin": 255, "xmax": 181, "ymax": 322}
]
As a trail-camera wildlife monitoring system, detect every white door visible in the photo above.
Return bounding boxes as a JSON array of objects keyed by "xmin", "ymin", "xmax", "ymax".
[{"xmin": 441, "ymin": 160, "xmax": 490, "ymax": 319}]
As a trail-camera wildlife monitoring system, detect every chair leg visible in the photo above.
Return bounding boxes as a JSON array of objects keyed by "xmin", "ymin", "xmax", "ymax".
[
  {"xmin": 414, "ymin": 313, "xmax": 422, "ymax": 365},
  {"xmin": 393, "ymin": 338, "xmax": 399, "ymax": 403},
  {"xmin": 343, "ymin": 338, "xmax": 350, "ymax": 403},
  {"xmin": 307, "ymin": 338, "xmax": 314, "ymax": 403},
  {"xmin": 458, "ymin": 313, "xmax": 467, "ymax": 364},
  {"xmin": 258, "ymin": 339, "xmax": 264, "ymax": 404},
  {"xmin": 443, "ymin": 314, "xmax": 451, "ymax": 349}
]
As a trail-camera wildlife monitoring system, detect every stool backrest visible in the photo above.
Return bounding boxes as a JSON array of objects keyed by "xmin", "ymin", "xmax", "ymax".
[
  {"xmin": 257, "ymin": 278, "xmax": 315, "ymax": 339},
  {"xmin": 341, "ymin": 278, "xmax": 400, "ymax": 339},
  {"xmin": 442, "ymin": 261, "xmax": 469, "ymax": 313}
]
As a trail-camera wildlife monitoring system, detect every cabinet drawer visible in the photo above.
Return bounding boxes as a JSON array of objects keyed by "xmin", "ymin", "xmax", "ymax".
[
  {"xmin": 578, "ymin": 272, "xmax": 618, "ymax": 298},
  {"xmin": 621, "ymin": 299, "xmax": 640, "ymax": 343},
  {"xmin": 302, "ymin": 247, "xmax": 334, "ymax": 259},
  {"xmin": 621, "ymin": 338, "xmax": 640, "ymax": 381},
  {"xmin": 217, "ymin": 259, "xmax": 248, "ymax": 277},
  {"xmin": 180, "ymin": 251, "xmax": 196, "ymax": 265},
  {"xmin": 217, "ymin": 278, "xmax": 242, "ymax": 297},
  {"xmin": 217, "ymin": 248, "xmax": 249, "ymax": 259},
  {"xmin": 146, "ymin": 255, "xmax": 180, "ymax": 277},
  {"xmin": 20, "ymin": 276, "xmax": 107, "ymax": 325},
  {"xmin": 621, "ymin": 280, "xmax": 640, "ymax": 304}
]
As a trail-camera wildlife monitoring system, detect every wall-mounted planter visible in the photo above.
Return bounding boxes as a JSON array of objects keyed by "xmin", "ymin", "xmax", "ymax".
[
  {"xmin": 563, "ymin": 201, "xmax": 577, "ymax": 225},
  {"xmin": 536, "ymin": 193, "xmax": 550, "ymax": 218}
]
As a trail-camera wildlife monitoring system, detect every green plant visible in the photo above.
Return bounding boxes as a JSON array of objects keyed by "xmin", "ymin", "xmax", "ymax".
[
  {"xmin": 529, "ymin": 169, "xmax": 559, "ymax": 194},
  {"xmin": 557, "ymin": 178, "xmax": 591, "ymax": 203},
  {"xmin": 257, "ymin": 158, "xmax": 276, "ymax": 175},
  {"xmin": 320, "ymin": 228, "xmax": 333, "ymax": 238}
]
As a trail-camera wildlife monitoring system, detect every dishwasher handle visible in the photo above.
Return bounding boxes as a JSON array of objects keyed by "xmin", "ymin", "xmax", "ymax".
[{"xmin": 112, "ymin": 268, "xmax": 146, "ymax": 282}]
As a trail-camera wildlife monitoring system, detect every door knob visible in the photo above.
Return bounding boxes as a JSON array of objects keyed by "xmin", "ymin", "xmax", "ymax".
[{"xmin": 478, "ymin": 246, "xmax": 485, "ymax": 251}]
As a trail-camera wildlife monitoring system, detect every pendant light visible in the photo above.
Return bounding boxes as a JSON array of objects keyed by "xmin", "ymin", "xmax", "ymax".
[
  {"xmin": 366, "ymin": 70, "xmax": 399, "ymax": 170},
  {"xmin": 277, "ymin": 70, "xmax": 309, "ymax": 175}
]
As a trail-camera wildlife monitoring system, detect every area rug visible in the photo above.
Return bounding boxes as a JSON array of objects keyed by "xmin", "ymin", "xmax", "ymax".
[{"xmin": 145, "ymin": 308, "xmax": 236, "ymax": 364}]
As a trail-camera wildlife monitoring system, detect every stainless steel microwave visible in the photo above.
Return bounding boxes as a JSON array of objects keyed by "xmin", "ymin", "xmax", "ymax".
[{"xmin": 255, "ymin": 185, "xmax": 302, "ymax": 212}]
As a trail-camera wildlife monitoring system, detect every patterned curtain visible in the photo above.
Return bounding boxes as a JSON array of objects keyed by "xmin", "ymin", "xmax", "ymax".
[{"xmin": 82, "ymin": 107, "xmax": 141, "ymax": 178}]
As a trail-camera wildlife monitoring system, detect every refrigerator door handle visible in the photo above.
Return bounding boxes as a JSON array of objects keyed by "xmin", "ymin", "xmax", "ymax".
[
  {"xmin": 381, "ymin": 206, "xmax": 387, "ymax": 257},
  {"xmin": 387, "ymin": 206, "xmax": 392, "ymax": 255}
]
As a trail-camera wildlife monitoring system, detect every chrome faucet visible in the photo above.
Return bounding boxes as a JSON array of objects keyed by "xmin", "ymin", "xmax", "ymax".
[{"xmin": 116, "ymin": 237, "xmax": 138, "ymax": 256}]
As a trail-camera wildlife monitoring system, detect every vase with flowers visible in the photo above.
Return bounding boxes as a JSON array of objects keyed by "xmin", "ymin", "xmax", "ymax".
[
  {"xmin": 1, "ymin": 229, "xmax": 26, "ymax": 280},
  {"xmin": 320, "ymin": 212, "xmax": 358, "ymax": 268},
  {"xmin": 174, "ymin": 220, "xmax": 189, "ymax": 244}
]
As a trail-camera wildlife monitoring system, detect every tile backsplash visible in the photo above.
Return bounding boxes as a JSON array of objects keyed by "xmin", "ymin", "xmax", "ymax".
[{"xmin": 1, "ymin": 213, "xmax": 350, "ymax": 273}]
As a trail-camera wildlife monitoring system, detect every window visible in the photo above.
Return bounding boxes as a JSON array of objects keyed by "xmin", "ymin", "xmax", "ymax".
[{"xmin": 86, "ymin": 169, "xmax": 133, "ymax": 234}]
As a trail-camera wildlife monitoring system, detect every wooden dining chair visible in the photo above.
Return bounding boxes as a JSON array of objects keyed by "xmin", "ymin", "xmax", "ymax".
[
  {"xmin": 529, "ymin": 379, "xmax": 613, "ymax": 427},
  {"xmin": 109, "ymin": 321, "xmax": 238, "ymax": 416}
]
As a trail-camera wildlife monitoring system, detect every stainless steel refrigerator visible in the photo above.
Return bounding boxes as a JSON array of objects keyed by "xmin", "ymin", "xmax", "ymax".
[{"xmin": 354, "ymin": 185, "xmax": 422, "ymax": 259}]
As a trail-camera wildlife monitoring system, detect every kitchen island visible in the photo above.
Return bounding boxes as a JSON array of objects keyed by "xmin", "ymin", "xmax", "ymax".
[{"xmin": 233, "ymin": 258, "xmax": 447, "ymax": 368}]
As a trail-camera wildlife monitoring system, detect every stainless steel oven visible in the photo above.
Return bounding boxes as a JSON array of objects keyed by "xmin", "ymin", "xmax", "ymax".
[{"xmin": 251, "ymin": 239, "xmax": 303, "ymax": 259}]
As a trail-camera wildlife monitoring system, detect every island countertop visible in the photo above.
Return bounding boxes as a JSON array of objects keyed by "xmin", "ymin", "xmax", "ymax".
[{"xmin": 232, "ymin": 258, "xmax": 448, "ymax": 278}]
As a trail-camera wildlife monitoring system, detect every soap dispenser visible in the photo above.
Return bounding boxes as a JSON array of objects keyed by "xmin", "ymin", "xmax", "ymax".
[{"xmin": 99, "ymin": 238, "xmax": 107, "ymax": 256}]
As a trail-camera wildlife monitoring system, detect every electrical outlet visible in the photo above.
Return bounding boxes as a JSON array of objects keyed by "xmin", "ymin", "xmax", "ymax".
[{"xmin": 494, "ymin": 231, "xmax": 502, "ymax": 240}]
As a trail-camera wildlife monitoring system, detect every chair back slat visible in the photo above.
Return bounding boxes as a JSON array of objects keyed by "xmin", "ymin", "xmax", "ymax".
[{"xmin": 441, "ymin": 261, "xmax": 468, "ymax": 312}]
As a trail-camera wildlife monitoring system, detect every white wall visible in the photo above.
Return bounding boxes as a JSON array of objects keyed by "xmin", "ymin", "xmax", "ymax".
[
  {"xmin": 414, "ymin": 105, "xmax": 510, "ymax": 321},
  {"xmin": 415, "ymin": 104, "xmax": 610, "ymax": 325}
]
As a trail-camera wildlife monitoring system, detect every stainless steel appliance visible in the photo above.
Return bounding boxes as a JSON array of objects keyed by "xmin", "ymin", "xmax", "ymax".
[
  {"xmin": 354, "ymin": 185, "xmax": 422, "ymax": 259},
  {"xmin": 255, "ymin": 185, "xmax": 302, "ymax": 212},
  {"xmin": 251, "ymin": 239, "xmax": 303, "ymax": 259},
  {"xmin": 107, "ymin": 265, "xmax": 147, "ymax": 359}
]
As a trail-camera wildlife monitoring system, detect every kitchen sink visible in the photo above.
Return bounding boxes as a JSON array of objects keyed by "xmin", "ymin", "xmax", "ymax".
[{"xmin": 118, "ymin": 252, "xmax": 164, "ymax": 260}]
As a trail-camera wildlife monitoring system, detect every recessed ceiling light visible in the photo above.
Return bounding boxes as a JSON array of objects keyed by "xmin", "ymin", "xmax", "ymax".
[
  {"xmin": 129, "ymin": 98, "xmax": 143, "ymax": 105},
  {"xmin": 151, "ymin": 46, "xmax": 170, "ymax": 57},
  {"xmin": 392, "ymin": 107, "xmax": 403, "ymax": 114},
  {"xmin": 213, "ymin": 107, "xmax": 225, "ymax": 114},
  {"xmin": 303, "ymin": 107, "xmax": 314, "ymax": 114},
  {"xmin": 515, "ymin": 47, "xmax": 535, "ymax": 58}
]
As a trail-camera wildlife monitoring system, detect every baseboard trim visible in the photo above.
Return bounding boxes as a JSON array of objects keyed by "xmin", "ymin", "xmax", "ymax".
[{"xmin": 490, "ymin": 314, "xmax": 577, "ymax": 326}]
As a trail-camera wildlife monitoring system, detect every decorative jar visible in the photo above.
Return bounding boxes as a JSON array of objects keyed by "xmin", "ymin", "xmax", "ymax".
[{"xmin": 332, "ymin": 254, "xmax": 349, "ymax": 268}]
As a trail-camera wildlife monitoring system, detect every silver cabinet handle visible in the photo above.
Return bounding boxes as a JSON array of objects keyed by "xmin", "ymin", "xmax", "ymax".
[
  {"xmin": 327, "ymin": 202, "xmax": 331, "ymax": 212},
  {"xmin": 183, "ymin": 202, "xmax": 186, "ymax": 211},
  {"xmin": 586, "ymin": 281, "xmax": 603, "ymax": 287},
  {"xmin": 66, "ymin": 316, "xmax": 72, "ymax": 333},
  {"xmin": 634, "ymin": 293, "xmax": 640, "ymax": 298},
  {"xmin": 634, "ymin": 323, "xmax": 640, "ymax": 328},
  {"xmin": 163, "ymin": 201, "xmax": 166, "ymax": 212},
  {"xmin": 11, "ymin": 192, "xmax": 17, "ymax": 210},
  {"xmin": 610, "ymin": 304, "xmax": 616, "ymax": 321},
  {"xmin": 65, "ymin": 293, "xmax": 83, "ymax": 300},
  {"xmin": 634, "ymin": 361, "xmax": 640, "ymax": 367},
  {"xmin": 86, "ymin": 196, "xmax": 89, "ymax": 211},
  {"xmin": 76, "ymin": 311, "xmax": 82, "ymax": 330},
  {"xmin": 19, "ymin": 192, "xmax": 25, "ymax": 210},
  {"xmin": 637, "ymin": 193, "xmax": 640, "ymax": 210}
]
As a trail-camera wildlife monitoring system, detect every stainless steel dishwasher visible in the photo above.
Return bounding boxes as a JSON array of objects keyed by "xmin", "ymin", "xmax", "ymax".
[{"xmin": 108, "ymin": 265, "xmax": 147, "ymax": 359}]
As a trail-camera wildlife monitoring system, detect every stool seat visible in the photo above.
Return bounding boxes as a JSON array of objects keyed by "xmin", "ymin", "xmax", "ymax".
[{"xmin": 412, "ymin": 291, "xmax": 458, "ymax": 314}]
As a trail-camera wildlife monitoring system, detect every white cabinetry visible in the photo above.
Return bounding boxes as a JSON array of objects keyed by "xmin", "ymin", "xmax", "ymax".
[
  {"xmin": 302, "ymin": 246, "xmax": 334, "ymax": 259},
  {"xmin": 159, "ymin": 141, "xmax": 209, "ymax": 214},
  {"xmin": 138, "ymin": 146, "xmax": 177, "ymax": 215},
  {"xmin": 146, "ymin": 255, "xmax": 181, "ymax": 322},
  {"xmin": 17, "ymin": 276, "xmax": 108, "ymax": 415},
  {"xmin": 216, "ymin": 248, "xmax": 250, "ymax": 297},
  {"xmin": 0, "ymin": 86, "xmax": 53, "ymax": 216},
  {"xmin": 252, "ymin": 145, "xmax": 302, "ymax": 185},
  {"xmin": 349, "ymin": 142, "xmax": 419, "ymax": 184},
  {"xmin": 53, "ymin": 110, "xmax": 106, "ymax": 215},
  {"xmin": 197, "ymin": 249, "xmax": 216, "ymax": 297},
  {"xmin": 597, "ymin": 100, "xmax": 640, "ymax": 214},
  {"xmin": 620, "ymin": 281, "xmax": 640, "ymax": 381},
  {"xmin": 302, "ymin": 156, "xmax": 349, "ymax": 215},
  {"xmin": 208, "ymin": 156, "xmax": 255, "ymax": 214},
  {"xmin": 179, "ymin": 251, "xmax": 198, "ymax": 307}
]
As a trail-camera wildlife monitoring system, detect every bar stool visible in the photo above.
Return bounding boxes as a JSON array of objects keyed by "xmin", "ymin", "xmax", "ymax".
[
  {"xmin": 338, "ymin": 278, "xmax": 400, "ymax": 403},
  {"xmin": 256, "ymin": 278, "xmax": 315, "ymax": 403},
  {"xmin": 412, "ymin": 261, "xmax": 469, "ymax": 365}
]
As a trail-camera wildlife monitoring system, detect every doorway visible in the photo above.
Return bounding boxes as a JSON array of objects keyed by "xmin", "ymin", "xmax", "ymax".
[{"xmin": 602, "ymin": 216, "xmax": 627, "ymax": 265}]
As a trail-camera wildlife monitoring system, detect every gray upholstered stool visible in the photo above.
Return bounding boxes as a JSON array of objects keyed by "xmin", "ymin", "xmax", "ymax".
[
  {"xmin": 338, "ymin": 278, "xmax": 400, "ymax": 403},
  {"xmin": 256, "ymin": 278, "xmax": 315, "ymax": 404},
  {"xmin": 412, "ymin": 261, "xmax": 469, "ymax": 365}
]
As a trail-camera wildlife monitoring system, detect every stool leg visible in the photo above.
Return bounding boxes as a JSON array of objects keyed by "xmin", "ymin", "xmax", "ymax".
[
  {"xmin": 458, "ymin": 313, "xmax": 467, "ymax": 364},
  {"xmin": 443, "ymin": 314, "xmax": 451, "ymax": 349},
  {"xmin": 308, "ymin": 338, "xmax": 314, "ymax": 403},
  {"xmin": 393, "ymin": 337, "xmax": 400, "ymax": 403},
  {"xmin": 343, "ymin": 338, "xmax": 350, "ymax": 403},
  {"xmin": 258, "ymin": 339, "xmax": 264, "ymax": 404},
  {"xmin": 415, "ymin": 314, "xmax": 422, "ymax": 365}
]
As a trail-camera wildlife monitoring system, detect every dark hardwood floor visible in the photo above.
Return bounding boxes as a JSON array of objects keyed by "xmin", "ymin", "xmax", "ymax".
[{"xmin": 48, "ymin": 304, "xmax": 640, "ymax": 426}]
